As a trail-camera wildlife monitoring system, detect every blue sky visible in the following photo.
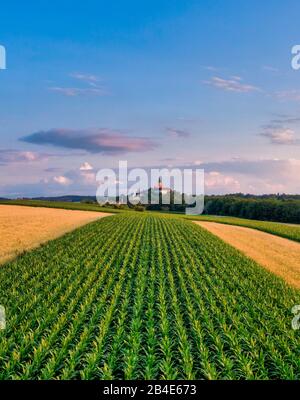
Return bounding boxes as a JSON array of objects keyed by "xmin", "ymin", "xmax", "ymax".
[{"xmin": 1, "ymin": 0, "xmax": 300, "ymax": 197}]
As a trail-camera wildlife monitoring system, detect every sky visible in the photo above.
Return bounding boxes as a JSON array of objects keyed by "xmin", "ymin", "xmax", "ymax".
[{"xmin": 1, "ymin": 0, "xmax": 300, "ymax": 197}]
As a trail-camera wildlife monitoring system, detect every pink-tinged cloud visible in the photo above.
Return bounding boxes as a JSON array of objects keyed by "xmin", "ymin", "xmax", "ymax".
[
  {"xmin": 205, "ymin": 171, "xmax": 240, "ymax": 192},
  {"xmin": 260, "ymin": 128, "xmax": 298, "ymax": 145},
  {"xmin": 259, "ymin": 115, "xmax": 300, "ymax": 145},
  {"xmin": 0, "ymin": 149, "xmax": 50, "ymax": 165},
  {"xmin": 20, "ymin": 128, "xmax": 158, "ymax": 154},
  {"xmin": 53, "ymin": 176, "xmax": 72, "ymax": 185},
  {"xmin": 204, "ymin": 76, "xmax": 260, "ymax": 93}
]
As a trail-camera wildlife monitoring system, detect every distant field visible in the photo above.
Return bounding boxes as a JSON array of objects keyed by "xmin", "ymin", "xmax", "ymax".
[
  {"xmin": 185, "ymin": 214, "xmax": 300, "ymax": 243},
  {"xmin": 194, "ymin": 221, "xmax": 300, "ymax": 288},
  {"xmin": 0, "ymin": 213, "xmax": 300, "ymax": 379},
  {"xmin": 1, "ymin": 199, "xmax": 300, "ymax": 243},
  {"xmin": 0, "ymin": 205, "xmax": 110, "ymax": 264},
  {"xmin": 0, "ymin": 199, "xmax": 122, "ymax": 213}
]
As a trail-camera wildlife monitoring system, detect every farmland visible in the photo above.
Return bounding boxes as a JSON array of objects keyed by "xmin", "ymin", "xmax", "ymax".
[
  {"xmin": 0, "ymin": 205, "xmax": 110, "ymax": 264},
  {"xmin": 187, "ymin": 215, "xmax": 300, "ymax": 243},
  {"xmin": 0, "ymin": 213, "xmax": 300, "ymax": 379},
  {"xmin": 194, "ymin": 221, "xmax": 300, "ymax": 288},
  {"xmin": 1, "ymin": 199, "xmax": 300, "ymax": 243},
  {"xmin": 0, "ymin": 199, "xmax": 123, "ymax": 214}
]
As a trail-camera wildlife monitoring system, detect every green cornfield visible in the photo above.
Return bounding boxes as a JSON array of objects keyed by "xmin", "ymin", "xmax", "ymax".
[{"xmin": 0, "ymin": 213, "xmax": 300, "ymax": 379}]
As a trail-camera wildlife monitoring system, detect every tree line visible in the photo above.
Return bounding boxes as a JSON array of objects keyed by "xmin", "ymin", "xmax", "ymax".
[
  {"xmin": 81, "ymin": 191, "xmax": 300, "ymax": 223},
  {"xmin": 204, "ymin": 195, "xmax": 300, "ymax": 223}
]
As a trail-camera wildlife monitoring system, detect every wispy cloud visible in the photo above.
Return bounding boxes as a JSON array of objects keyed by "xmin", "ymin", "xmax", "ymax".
[
  {"xmin": 269, "ymin": 114, "xmax": 300, "ymax": 125},
  {"xmin": 20, "ymin": 128, "xmax": 158, "ymax": 154},
  {"xmin": 160, "ymin": 156, "xmax": 184, "ymax": 162},
  {"xmin": 262, "ymin": 65, "xmax": 279, "ymax": 73},
  {"xmin": 49, "ymin": 72, "xmax": 107, "ymax": 97},
  {"xmin": 49, "ymin": 86, "xmax": 107, "ymax": 97},
  {"xmin": 202, "ymin": 65, "xmax": 219, "ymax": 72},
  {"xmin": 44, "ymin": 167, "xmax": 61, "ymax": 173},
  {"xmin": 176, "ymin": 117, "xmax": 197, "ymax": 123},
  {"xmin": 159, "ymin": 158, "xmax": 298, "ymax": 179},
  {"xmin": 0, "ymin": 149, "xmax": 50, "ymax": 165},
  {"xmin": 203, "ymin": 76, "xmax": 260, "ymax": 93},
  {"xmin": 166, "ymin": 127, "xmax": 190, "ymax": 138},
  {"xmin": 275, "ymin": 90, "xmax": 300, "ymax": 102},
  {"xmin": 69, "ymin": 72, "xmax": 100, "ymax": 83}
]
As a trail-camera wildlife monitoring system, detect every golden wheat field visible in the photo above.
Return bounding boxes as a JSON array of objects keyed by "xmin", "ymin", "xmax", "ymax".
[
  {"xmin": 194, "ymin": 221, "xmax": 300, "ymax": 288},
  {"xmin": 0, "ymin": 205, "xmax": 111, "ymax": 264}
]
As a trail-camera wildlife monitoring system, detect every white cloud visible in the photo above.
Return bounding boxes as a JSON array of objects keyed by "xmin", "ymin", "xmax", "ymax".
[
  {"xmin": 53, "ymin": 176, "xmax": 72, "ymax": 185},
  {"xmin": 0, "ymin": 150, "xmax": 50, "ymax": 165},
  {"xmin": 260, "ymin": 128, "xmax": 297, "ymax": 145},
  {"xmin": 205, "ymin": 171, "xmax": 240, "ymax": 193},
  {"xmin": 262, "ymin": 65, "xmax": 279, "ymax": 73},
  {"xmin": 2, "ymin": 156, "xmax": 300, "ymax": 198},
  {"xmin": 259, "ymin": 115, "xmax": 300, "ymax": 145},
  {"xmin": 204, "ymin": 76, "xmax": 260, "ymax": 93},
  {"xmin": 80, "ymin": 162, "xmax": 93, "ymax": 171}
]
